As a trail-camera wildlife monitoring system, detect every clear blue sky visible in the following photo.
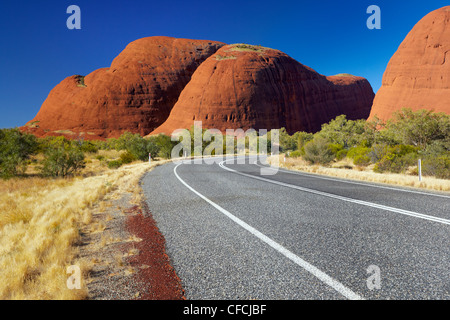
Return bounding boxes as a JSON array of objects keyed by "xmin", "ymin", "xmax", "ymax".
[{"xmin": 0, "ymin": 0, "xmax": 448, "ymax": 129}]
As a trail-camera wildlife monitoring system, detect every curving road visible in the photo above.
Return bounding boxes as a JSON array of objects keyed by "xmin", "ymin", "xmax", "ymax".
[{"xmin": 141, "ymin": 156, "xmax": 450, "ymax": 300}]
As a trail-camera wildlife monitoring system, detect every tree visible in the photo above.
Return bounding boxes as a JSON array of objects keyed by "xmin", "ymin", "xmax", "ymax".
[
  {"xmin": 317, "ymin": 115, "xmax": 368, "ymax": 148},
  {"xmin": 385, "ymin": 109, "xmax": 450, "ymax": 149},
  {"xmin": 0, "ymin": 128, "xmax": 38, "ymax": 178},
  {"xmin": 303, "ymin": 137, "xmax": 335, "ymax": 165},
  {"xmin": 110, "ymin": 132, "xmax": 159, "ymax": 161},
  {"xmin": 40, "ymin": 137, "xmax": 85, "ymax": 177}
]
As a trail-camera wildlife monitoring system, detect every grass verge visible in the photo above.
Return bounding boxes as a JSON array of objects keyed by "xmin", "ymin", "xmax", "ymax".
[
  {"xmin": 268, "ymin": 155, "xmax": 450, "ymax": 192},
  {"xmin": 0, "ymin": 158, "xmax": 166, "ymax": 299}
]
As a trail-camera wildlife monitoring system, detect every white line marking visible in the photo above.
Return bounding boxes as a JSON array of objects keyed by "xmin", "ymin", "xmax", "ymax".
[
  {"xmin": 219, "ymin": 159, "xmax": 450, "ymax": 226},
  {"xmin": 250, "ymin": 158, "xmax": 450, "ymax": 199},
  {"xmin": 174, "ymin": 163, "xmax": 364, "ymax": 300}
]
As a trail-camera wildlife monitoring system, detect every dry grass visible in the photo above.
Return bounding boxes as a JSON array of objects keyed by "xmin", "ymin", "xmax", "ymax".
[
  {"xmin": 268, "ymin": 155, "xmax": 450, "ymax": 192},
  {"xmin": 0, "ymin": 158, "xmax": 167, "ymax": 300}
]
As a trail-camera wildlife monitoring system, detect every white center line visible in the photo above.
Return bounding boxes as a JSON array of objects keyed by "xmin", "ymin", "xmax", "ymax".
[
  {"xmin": 219, "ymin": 159, "xmax": 450, "ymax": 226},
  {"xmin": 174, "ymin": 163, "xmax": 364, "ymax": 300}
]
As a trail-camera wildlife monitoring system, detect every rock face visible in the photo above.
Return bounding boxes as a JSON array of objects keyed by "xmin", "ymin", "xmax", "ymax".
[
  {"xmin": 23, "ymin": 37, "xmax": 225, "ymax": 139},
  {"xmin": 369, "ymin": 6, "xmax": 450, "ymax": 122},
  {"xmin": 150, "ymin": 44, "xmax": 374, "ymax": 135}
]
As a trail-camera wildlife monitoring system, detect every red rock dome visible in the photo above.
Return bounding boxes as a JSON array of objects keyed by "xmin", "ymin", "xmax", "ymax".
[
  {"xmin": 22, "ymin": 37, "xmax": 225, "ymax": 139},
  {"xmin": 369, "ymin": 6, "xmax": 450, "ymax": 122},
  {"xmin": 150, "ymin": 44, "xmax": 374, "ymax": 135}
]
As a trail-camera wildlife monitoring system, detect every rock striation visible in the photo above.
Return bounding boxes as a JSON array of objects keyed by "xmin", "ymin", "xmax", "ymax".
[
  {"xmin": 151, "ymin": 44, "xmax": 374, "ymax": 135},
  {"xmin": 369, "ymin": 6, "xmax": 450, "ymax": 122},
  {"xmin": 22, "ymin": 36, "xmax": 225, "ymax": 139}
]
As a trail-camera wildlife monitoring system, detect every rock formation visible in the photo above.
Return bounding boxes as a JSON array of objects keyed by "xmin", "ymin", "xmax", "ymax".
[
  {"xmin": 150, "ymin": 44, "xmax": 374, "ymax": 135},
  {"xmin": 22, "ymin": 37, "xmax": 225, "ymax": 139},
  {"xmin": 369, "ymin": 6, "xmax": 450, "ymax": 122}
]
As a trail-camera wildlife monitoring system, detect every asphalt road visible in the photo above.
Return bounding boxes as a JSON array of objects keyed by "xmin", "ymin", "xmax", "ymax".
[{"xmin": 141, "ymin": 156, "xmax": 450, "ymax": 300}]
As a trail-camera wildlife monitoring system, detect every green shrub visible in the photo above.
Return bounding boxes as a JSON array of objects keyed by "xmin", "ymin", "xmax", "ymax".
[
  {"xmin": 78, "ymin": 140, "xmax": 99, "ymax": 153},
  {"xmin": 421, "ymin": 155, "xmax": 450, "ymax": 179},
  {"xmin": 295, "ymin": 131, "xmax": 314, "ymax": 151},
  {"xmin": 303, "ymin": 137, "xmax": 335, "ymax": 165},
  {"xmin": 119, "ymin": 151, "xmax": 136, "ymax": 164},
  {"xmin": 336, "ymin": 149, "xmax": 348, "ymax": 161},
  {"xmin": 318, "ymin": 115, "xmax": 370, "ymax": 148},
  {"xmin": 287, "ymin": 150, "xmax": 302, "ymax": 158},
  {"xmin": 373, "ymin": 145, "xmax": 419, "ymax": 174},
  {"xmin": 152, "ymin": 134, "xmax": 175, "ymax": 159},
  {"xmin": 107, "ymin": 160, "xmax": 122, "ymax": 169},
  {"xmin": 384, "ymin": 109, "xmax": 450, "ymax": 149},
  {"xmin": 0, "ymin": 128, "xmax": 38, "ymax": 178},
  {"xmin": 347, "ymin": 146, "xmax": 371, "ymax": 166},
  {"xmin": 40, "ymin": 137, "xmax": 85, "ymax": 177},
  {"xmin": 109, "ymin": 132, "xmax": 159, "ymax": 161}
]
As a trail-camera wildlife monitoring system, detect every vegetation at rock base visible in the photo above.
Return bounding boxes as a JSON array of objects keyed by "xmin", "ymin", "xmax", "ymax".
[{"xmin": 280, "ymin": 109, "xmax": 449, "ymax": 179}]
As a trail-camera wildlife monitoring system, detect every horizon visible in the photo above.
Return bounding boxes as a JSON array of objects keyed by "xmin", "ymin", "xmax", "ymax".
[{"xmin": 1, "ymin": 0, "xmax": 449, "ymax": 129}]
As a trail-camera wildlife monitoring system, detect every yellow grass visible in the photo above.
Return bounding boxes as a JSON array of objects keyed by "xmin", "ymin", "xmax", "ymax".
[
  {"xmin": 0, "ymin": 159, "xmax": 166, "ymax": 300},
  {"xmin": 268, "ymin": 155, "xmax": 450, "ymax": 192}
]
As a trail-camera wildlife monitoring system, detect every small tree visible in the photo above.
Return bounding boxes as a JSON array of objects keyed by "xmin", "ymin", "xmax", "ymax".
[
  {"xmin": 303, "ymin": 137, "xmax": 335, "ymax": 165},
  {"xmin": 0, "ymin": 128, "xmax": 38, "ymax": 178},
  {"xmin": 40, "ymin": 137, "xmax": 85, "ymax": 177}
]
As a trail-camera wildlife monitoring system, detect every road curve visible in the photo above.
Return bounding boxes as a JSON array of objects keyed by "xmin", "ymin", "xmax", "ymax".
[{"xmin": 141, "ymin": 156, "xmax": 450, "ymax": 300}]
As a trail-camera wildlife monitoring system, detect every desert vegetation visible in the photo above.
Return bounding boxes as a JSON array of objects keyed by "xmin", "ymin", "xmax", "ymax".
[
  {"xmin": 274, "ymin": 108, "xmax": 450, "ymax": 190},
  {"xmin": 0, "ymin": 108, "xmax": 448, "ymax": 299},
  {"xmin": 0, "ymin": 130, "xmax": 176, "ymax": 299}
]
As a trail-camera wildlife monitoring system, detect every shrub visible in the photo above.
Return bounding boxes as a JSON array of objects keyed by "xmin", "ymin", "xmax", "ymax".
[
  {"xmin": 318, "ymin": 115, "xmax": 369, "ymax": 148},
  {"xmin": 336, "ymin": 149, "xmax": 348, "ymax": 161},
  {"xmin": 109, "ymin": 132, "xmax": 159, "ymax": 161},
  {"xmin": 373, "ymin": 145, "xmax": 419, "ymax": 174},
  {"xmin": 40, "ymin": 137, "xmax": 85, "ymax": 177},
  {"xmin": 421, "ymin": 155, "xmax": 450, "ymax": 179},
  {"xmin": 347, "ymin": 146, "xmax": 371, "ymax": 166},
  {"xmin": 151, "ymin": 134, "xmax": 175, "ymax": 159},
  {"xmin": 78, "ymin": 140, "xmax": 99, "ymax": 153},
  {"xmin": 119, "ymin": 151, "xmax": 136, "ymax": 164},
  {"xmin": 295, "ymin": 131, "xmax": 314, "ymax": 151},
  {"xmin": 303, "ymin": 137, "xmax": 335, "ymax": 165},
  {"xmin": 0, "ymin": 128, "xmax": 38, "ymax": 178},
  {"xmin": 384, "ymin": 109, "xmax": 450, "ymax": 149},
  {"xmin": 287, "ymin": 150, "xmax": 302, "ymax": 158},
  {"xmin": 107, "ymin": 160, "xmax": 122, "ymax": 169}
]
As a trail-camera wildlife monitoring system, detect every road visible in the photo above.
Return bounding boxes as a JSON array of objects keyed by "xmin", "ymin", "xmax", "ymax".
[{"xmin": 141, "ymin": 156, "xmax": 450, "ymax": 300}]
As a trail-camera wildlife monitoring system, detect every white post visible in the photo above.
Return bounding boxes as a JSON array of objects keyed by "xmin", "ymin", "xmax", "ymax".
[
  {"xmin": 418, "ymin": 158, "xmax": 422, "ymax": 182},
  {"xmin": 149, "ymin": 153, "xmax": 151, "ymax": 164}
]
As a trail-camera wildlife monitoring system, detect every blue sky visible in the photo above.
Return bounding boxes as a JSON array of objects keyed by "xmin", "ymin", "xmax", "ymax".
[{"xmin": 0, "ymin": 0, "xmax": 448, "ymax": 128}]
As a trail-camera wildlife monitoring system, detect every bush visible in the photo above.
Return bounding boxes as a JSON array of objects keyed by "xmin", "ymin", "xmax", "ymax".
[
  {"xmin": 303, "ymin": 137, "xmax": 335, "ymax": 165},
  {"xmin": 421, "ymin": 155, "xmax": 450, "ymax": 179},
  {"xmin": 40, "ymin": 137, "xmax": 85, "ymax": 177},
  {"xmin": 373, "ymin": 145, "xmax": 418, "ymax": 174},
  {"xmin": 336, "ymin": 149, "xmax": 348, "ymax": 161},
  {"xmin": 347, "ymin": 146, "xmax": 371, "ymax": 167},
  {"xmin": 109, "ymin": 132, "xmax": 159, "ymax": 161},
  {"xmin": 119, "ymin": 151, "xmax": 136, "ymax": 164},
  {"xmin": 107, "ymin": 160, "xmax": 122, "ymax": 169},
  {"xmin": 0, "ymin": 128, "xmax": 38, "ymax": 178},
  {"xmin": 318, "ymin": 115, "xmax": 370, "ymax": 148},
  {"xmin": 384, "ymin": 109, "xmax": 450, "ymax": 148},
  {"xmin": 78, "ymin": 140, "xmax": 99, "ymax": 153},
  {"xmin": 287, "ymin": 150, "xmax": 302, "ymax": 158},
  {"xmin": 150, "ymin": 134, "xmax": 175, "ymax": 159}
]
